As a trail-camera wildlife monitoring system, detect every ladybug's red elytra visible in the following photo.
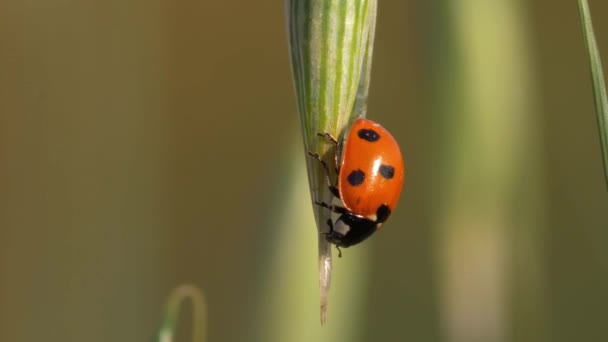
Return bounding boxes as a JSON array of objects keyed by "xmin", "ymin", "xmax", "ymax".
[{"xmin": 309, "ymin": 117, "xmax": 405, "ymax": 255}]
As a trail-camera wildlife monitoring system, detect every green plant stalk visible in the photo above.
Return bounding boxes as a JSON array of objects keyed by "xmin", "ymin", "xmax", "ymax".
[
  {"xmin": 431, "ymin": 1, "xmax": 544, "ymax": 341},
  {"xmin": 577, "ymin": 0, "xmax": 608, "ymax": 189},
  {"xmin": 250, "ymin": 145, "xmax": 371, "ymax": 341},
  {"xmin": 157, "ymin": 284, "xmax": 207, "ymax": 342},
  {"xmin": 286, "ymin": 0, "xmax": 377, "ymax": 323}
]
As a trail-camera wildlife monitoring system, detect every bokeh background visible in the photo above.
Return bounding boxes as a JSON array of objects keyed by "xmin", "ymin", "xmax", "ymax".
[{"xmin": 1, "ymin": 1, "xmax": 607, "ymax": 341}]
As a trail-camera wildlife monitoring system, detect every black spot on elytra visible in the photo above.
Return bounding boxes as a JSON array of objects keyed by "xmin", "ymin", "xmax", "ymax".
[
  {"xmin": 380, "ymin": 164, "xmax": 395, "ymax": 179},
  {"xmin": 376, "ymin": 204, "xmax": 391, "ymax": 223},
  {"xmin": 357, "ymin": 129, "xmax": 380, "ymax": 142},
  {"xmin": 347, "ymin": 169, "xmax": 365, "ymax": 186}
]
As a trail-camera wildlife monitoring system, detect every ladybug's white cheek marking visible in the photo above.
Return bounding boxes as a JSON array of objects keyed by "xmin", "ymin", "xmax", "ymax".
[
  {"xmin": 333, "ymin": 219, "xmax": 351, "ymax": 237},
  {"xmin": 365, "ymin": 214, "xmax": 377, "ymax": 222}
]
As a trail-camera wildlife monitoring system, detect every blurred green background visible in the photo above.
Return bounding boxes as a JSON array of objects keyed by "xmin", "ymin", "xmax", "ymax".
[{"xmin": 1, "ymin": 1, "xmax": 607, "ymax": 341}]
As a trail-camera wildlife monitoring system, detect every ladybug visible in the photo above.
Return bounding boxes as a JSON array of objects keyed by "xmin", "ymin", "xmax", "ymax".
[{"xmin": 309, "ymin": 117, "xmax": 404, "ymax": 255}]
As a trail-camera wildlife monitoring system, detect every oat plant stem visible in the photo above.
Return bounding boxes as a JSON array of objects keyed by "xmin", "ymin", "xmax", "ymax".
[{"xmin": 286, "ymin": 0, "xmax": 377, "ymax": 323}]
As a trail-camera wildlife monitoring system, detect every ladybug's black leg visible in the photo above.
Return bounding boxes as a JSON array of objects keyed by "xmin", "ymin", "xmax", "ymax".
[
  {"xmin": 321, "ymin": 218, "xmax": 342, "ymax": 258},
  {"xmin": 307, "ymin": 151, "xmax": 340, "ymax": 199},
  {"xmin": 314, "ymin": 201, "xmax": 348, "ymax": 214},
  {"xmin": 319, "ymin": 220, "xmax": 331, "ymax": 236},
  {"xmin": 316, "ymin": 132, "xmax": 340, "ymax": 174},
  {"xmin": 319, "ymin": 218, "xmax": 333, "ymax": 236},
  {"xmin": 317, "ymin": 132, "xmax": 338, "ymax": 146}
]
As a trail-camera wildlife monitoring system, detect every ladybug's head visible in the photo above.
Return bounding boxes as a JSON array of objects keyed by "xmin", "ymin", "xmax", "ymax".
[{"xmin": 326, "ymin": 214, "xmax": 378, "ymax": 248}]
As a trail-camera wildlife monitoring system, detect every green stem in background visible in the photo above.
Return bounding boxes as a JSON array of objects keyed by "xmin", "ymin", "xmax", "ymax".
[
  {"xmin": 157, "ymin": 284, "xmax": 207, "ymax": 342},
  {"xmin": 431, "ymin": 1, "xmax": 544, "ymax": 341},
  {"xmin": 577, "ymin": 0, "xmax": 608, "ymax": 189},
  {"xmin": 286, "ymin": 0, "xmax": 377, "ymax": 323}
]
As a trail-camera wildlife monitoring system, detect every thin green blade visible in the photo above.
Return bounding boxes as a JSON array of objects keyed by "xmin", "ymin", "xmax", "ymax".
[{"xmin": 578, "ymin": 0, "xmax": 608, "ymax": 189}]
